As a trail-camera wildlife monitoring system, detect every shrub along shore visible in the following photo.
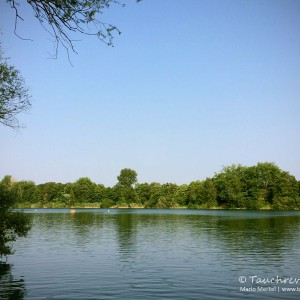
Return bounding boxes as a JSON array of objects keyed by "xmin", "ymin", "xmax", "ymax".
[{"xmin": 2, "ymin": 163, "xmax": 300, "ymax": 210}]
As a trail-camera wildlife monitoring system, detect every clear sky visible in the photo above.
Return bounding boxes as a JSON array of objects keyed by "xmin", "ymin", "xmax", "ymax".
[{"xmin": 0, "ymin": 0, "xmax": 299, "ymax": 186}]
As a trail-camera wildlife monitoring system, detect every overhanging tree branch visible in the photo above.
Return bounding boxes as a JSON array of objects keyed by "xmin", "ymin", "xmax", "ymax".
[
  {"xmin": 6, "ymin": 0, "xmax": 141, "ymax": 57},
  {"xmin": 0, "ymin": 47, "xmax": 31, "ymax": 129}
]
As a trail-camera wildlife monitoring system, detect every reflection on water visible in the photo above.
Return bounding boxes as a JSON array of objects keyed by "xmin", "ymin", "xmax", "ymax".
[
  {"xmin": 8, "ymin": 209, "xmax": 300, "ymax": 299},
  {"xmin": 0, "ymin": 263, "xmax": 26, "ymax": 300},
  {"xmin": 190, "ymin": 214, "xmax": 300, "ymax": 260},
  {"xmin": 114, "ymin": 213, "xmax": 137, "ymax": 258}
]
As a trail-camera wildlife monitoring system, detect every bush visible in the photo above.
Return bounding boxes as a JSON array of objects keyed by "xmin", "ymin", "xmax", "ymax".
[{"xmin": 0, "ymin": 181, "xmax": 31, "ymax": 258}]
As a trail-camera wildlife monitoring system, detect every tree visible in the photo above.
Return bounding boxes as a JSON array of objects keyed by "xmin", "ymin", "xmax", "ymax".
[
  {"xmin": 187, "ymin": 179, "xmax": 217, "ymax": 208},
  {"xmin": 144, "ymin": 182, "xmax": 161, "ymax": 208},
  {"xmin": 117, "ymin": 168, "xmax": 137, "ymax": 188},
  {"xmin": 6, "ymin": 0, "xmax": 142, "ymax": 57},
  {"xmin": 156, "ymin": 183, "xmax": 180, "ymax": 208},
  {"xmin": 73, "ymin": 177, "xmax": 98, "ymax": 203},
  {"xmin": 187, "ymin": 181, "xmax": 203, "ymax": 207},
  {"xmin": 0, "ymin": 46, "xmax": 31, "ymax": 129},
  {"xmin": 213, "ymin": 165, "xmax": 247, "ymax": 208},
  {"xmin": 14, "ymin": 180, "xmax": 36, "ymax": 205},
  {"xmin": 35, "ymin": 182, "xmax": 68, "ymax": 206},
  {"xmin": 63, "ymin": 183, "xmax": 76, "ymax": 207},
  {"xmin": 212, "ymin": 162, "xmax": 300, "ymax": 209},
  {"xmin": 0, "ymin": 176, "xmax": 31, "ymax": 258},
  {"xmin": 248, "ymin": 162, "xmax": 299, "ymax": 208},
  {"xmin": 115, "ymin": 168, "xmax": 138, "ymax": 207},
  {"xmin": 202, "ymin": 178, "xmax": 217, "ymax": 208},
  {"xmin": 135, "ymin": 183, "xmax": 151, "ymax": 205}
]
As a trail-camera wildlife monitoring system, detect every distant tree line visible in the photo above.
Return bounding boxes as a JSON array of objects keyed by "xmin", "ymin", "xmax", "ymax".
[{"xmin": 1, "ymin": 163, "xmax": 300, "ymax": 210}]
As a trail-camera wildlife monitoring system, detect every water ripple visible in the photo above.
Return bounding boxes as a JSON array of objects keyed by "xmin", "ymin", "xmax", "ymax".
[{"xmin": 7, "ymin": 210, "xmax": 300, "ymax": 299}]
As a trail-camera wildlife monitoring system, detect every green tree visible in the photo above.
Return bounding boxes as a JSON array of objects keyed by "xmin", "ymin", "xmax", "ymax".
[
  {"xmin": 120, "ymin": 186, "xmax": 138, "ymax": 207},
  {"xmin": 156, "ymin": 183, "xmax": 179, "ymax": 208},
  {"xmin": 63, "ymin": 184, "xmax": 76, "ymax": 207},
  {"xmin": 202, "ymin": 178, "xmax": 218, "ymax": 208},
  {"xmin": 95, "ymin": 184, "xmax": 105, "ymax": 204},
  {"xmin": 101, "ymin": 186, "xmax": 119, "ymax": 207},
  {"xmin": 213, "ymin": 165, "xmax": 247, "ymax": 208},
  {"xmin": 14, "ymin": 181, "xmax": 36, "ymax": 205},
  {"xmin": 240, "ymin": 165, "xmax": 265, "ymax": 209},
  {"xmin": 117, "ymin": 168, "xmax": 138, "ymax": 188},
  {"xmin": 253, "ymin": 162, "xmax": 299, "ymax": 208},
  {"xmin": 144, "ymin": 182, "xmax": 161, "ymax": 208},
  {"xmin": 177, "ymin": 184, "xmax": 188, "ymax": 207},
  {"xmin": 212, "ymin": 162, "xmax": 299, "ymax": 209},
  {"xmin": 0, "ymin": 46, "xmax": 30, "ymax": 129},
  {"xmin": 73, "ymin": 177, "xmax": 98, "ymax": 203},
  {"xmin": 187, "ymin": 179, "xmax": 217, "ymax": 208},
  {"xmin": 114, "ymin": 169, "xmax": 137, "ymax": 207},
  {"xmin": 100, "ymin": 197, "xmax": 115, "ymax": 208},
  {"xmin": 135, "ymin": 183, "xmax": 151, "ymax": 205},
  {"xmin": 187, "ymin": 181, "xmax": 203, "ymax": 208},
  {"xmin": 37, "ymin": 182, "xmax": 65, "ymax": 206},
  {"xmin": 0, "ymin": 176, "xmax": 31, "ymax": 258}
]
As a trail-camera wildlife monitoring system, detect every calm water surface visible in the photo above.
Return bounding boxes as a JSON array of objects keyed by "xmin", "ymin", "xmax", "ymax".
[{"xmin": 1, "ymin": 209, "xmax": 300, "ymax": 299}]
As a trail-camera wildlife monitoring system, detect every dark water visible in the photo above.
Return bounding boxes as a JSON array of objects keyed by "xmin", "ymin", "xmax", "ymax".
[{"xmin": 1, "ymin": 209, "xmax": 300, "ymax": 299}]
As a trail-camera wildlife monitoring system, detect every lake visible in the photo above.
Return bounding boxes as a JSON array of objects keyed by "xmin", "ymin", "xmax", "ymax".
[{"xmin": 2, "ymin": 209, "xmax": 300, "ymax": 299}]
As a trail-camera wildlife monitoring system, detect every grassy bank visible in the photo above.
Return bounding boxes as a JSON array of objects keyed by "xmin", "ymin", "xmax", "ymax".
[{"xmin": 15, "ymin": 202, "xmax": 290, "ymax": 210}]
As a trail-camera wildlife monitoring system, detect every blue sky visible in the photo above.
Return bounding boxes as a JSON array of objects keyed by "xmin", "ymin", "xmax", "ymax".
[{"xmin": 0, "ymin": 0, "xmax": 299, "ymax": 185}]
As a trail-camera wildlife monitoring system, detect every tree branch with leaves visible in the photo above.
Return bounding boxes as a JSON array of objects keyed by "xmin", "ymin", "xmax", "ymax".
[
  {"xmin": 7, "ymin": 0, "xmax": 141, "ymax": 58},
  {"xmin": 0, "ymin": 46, "xmax": 31, "ymax": 129}
]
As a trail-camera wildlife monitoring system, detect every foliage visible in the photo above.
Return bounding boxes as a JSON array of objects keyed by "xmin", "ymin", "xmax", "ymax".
[
  {"xmin": 214, "ymin": 165, "xmax": 247, "ymax": 208},
  {"xmin": 4, "ymin": 163, "xmax": 300, "ymax": 210},
  {"xmin": 6, "ymin": 0, "xmax": 142, "ymax": 57},
  {"xmin": 100, "ymin": 198, "xmax": 115, "ymax": 208},
  {"xmin": 187, "ymin": 178, "xmax": 218, "ymax": 208},
  {"xmin": 187, "ymin": 179, "xmax": 217, "ymax": 208},
  {"xmin": 135, "ymin": 183, "xmax": 151, "ymax": 205},
  {"xmin": 0, "ymin": 176, "xmax": 31, "ymax": 258},
  {"xmin": 213, "ymin": 162, "xmax": 299, "ymax": 209},
  {"xmin": 117, "ymin": 168, "xmax": 137, "ymax": 188},
  {"xmin": 115, "ymin": 168, "xmax": 138, "ymax": 206},
  {"xmin": 0, "ymin": 46, "xmax": 31, "ymax": 129},
  {"xmin": 73, "ymin": 177, "xmax": 98, "ymax": 203}
]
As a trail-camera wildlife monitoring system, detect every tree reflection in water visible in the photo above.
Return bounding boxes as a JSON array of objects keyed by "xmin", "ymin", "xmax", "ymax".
[
  {"xmin": 114, "ymin": 212, "xmax": 137, "ymax": 258},
  {"xmin": 0, "ymin": 262, "xmax": 26, "ymax": 300}
]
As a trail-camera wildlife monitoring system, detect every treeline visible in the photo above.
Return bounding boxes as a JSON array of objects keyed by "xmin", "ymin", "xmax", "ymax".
[{"xmin": 1, "ymin": 163, "xmax": 300, "ymax": 210}]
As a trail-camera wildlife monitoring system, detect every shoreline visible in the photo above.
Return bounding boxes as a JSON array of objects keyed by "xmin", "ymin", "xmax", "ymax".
[{"xmin": 14, "ymin": 205, "xmax": 299, "ymax": 211}]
